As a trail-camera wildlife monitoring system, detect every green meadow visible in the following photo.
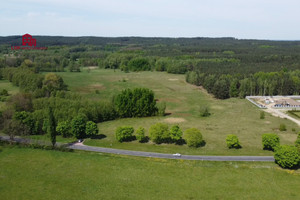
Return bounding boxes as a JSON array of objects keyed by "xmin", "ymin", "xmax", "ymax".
[
  {"xmin": 56, "ymin": 68, "xmax": 298, "ymax": 155},
  {"xmin": 0, "ymin": 80, "xmax": 19, "ymax": 110},
  {"xmin": 0, "ymin": 146, "xmax": 299, "ymax": 200}
]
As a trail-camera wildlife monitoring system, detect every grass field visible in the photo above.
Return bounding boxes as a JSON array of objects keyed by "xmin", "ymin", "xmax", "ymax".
[
  {"xmin": 0, "ymin": 69, "xmax": 298, "ymax": 155},
  {"xmin": 0, "ymin": 146, "xmax": 299, "ymax": 200},
  {"xmin": 56, "ymin": 68, "xmax": 298, "ymax": 155},
  {"xmin": 288, "ymin": 111, "xmax": 300, "ymax": 118},
  {"xmin": 0, "ymin": 80, "xmax": 19, "ymax": 111}
]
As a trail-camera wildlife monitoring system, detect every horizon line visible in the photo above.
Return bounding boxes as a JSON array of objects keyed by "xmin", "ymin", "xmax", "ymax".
[{"xmin": 1, "ymin": 35, "xmax": 300, "ymax": 42}]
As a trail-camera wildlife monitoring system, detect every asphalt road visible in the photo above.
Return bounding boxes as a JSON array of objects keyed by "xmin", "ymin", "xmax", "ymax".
[
  {"xmin": 69, "ymin": 143, "xmax": 275, "ymax": 161},
  {"xmin": 0, "ymin": 136, "xmax": 275, "ymax": 162}
]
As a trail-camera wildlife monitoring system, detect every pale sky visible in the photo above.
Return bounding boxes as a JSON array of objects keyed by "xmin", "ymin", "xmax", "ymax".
[{"xmin": 1, "ymin": 0, "xmax": 300, "ymax": 40}]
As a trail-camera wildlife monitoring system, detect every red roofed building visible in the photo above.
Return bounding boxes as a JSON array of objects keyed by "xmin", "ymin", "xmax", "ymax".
[{"xmin": 22, "ymin": 34, "xmax": 36, "ymax": 46}]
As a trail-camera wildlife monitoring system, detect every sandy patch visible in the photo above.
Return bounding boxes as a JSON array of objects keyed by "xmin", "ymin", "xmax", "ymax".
[
  {"xmin": 87, "ymin": 66, "xmax": 98, "ymax": 69},
  {"xmin": 168, "ymin": 78, "xmax": 178, "ymax": 81},
  {"xmin": 175, "ymin": 113, "xmax": 191, "ymax": 117},
  {"xmin": 76, "ymin": 84, "xmax": 105, "ymax": 93},
  {"xmin": 164, "ymin": 117, "xmax": 186, "ymax": 123},
  {"xmin": 89, "ymin": 84, "xmax": 105, "ymax": 89},
  {"xmin": 265, "ymin": 121, "xmax": 271, "ymax": 124},
  {"xmin": 211, "ymin": 105, "xmax": 224, "ymax": 110}
]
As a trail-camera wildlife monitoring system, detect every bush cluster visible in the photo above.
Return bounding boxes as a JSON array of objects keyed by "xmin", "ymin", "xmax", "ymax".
[
  {"xmin": 199, "ymin": 106, "xmax": 210, "ymax": 117},
  {"xmin": 260, "ymin": 111, "xmax": 265, "ymax": 119},
  {"xmin": 127, "ymin": 57, "xmax": 151, "ymax": 71},
  {"xmin": 53, "ymin": 114, "xmax": 99, "ymax": 140},
  {"xmin": 279, "ymin": 124, "xmax": 287, "ymax": 131},
  {"xmin": 274, "ymin": 145, "xmax": 300, "ymax": 169},
  {"xmin": 115, "ymin": 126, "xmax": 135, "ymax": 142},
  {"xmin": 157, "ymin": 102, "xmax": 166, "ymax": 116},
  {"xmin": 115, "ymin": 124, "xmax": 204, "ymax": 147},
  {"xmin": 184, "ymin": 128, "xmax": 204, "ymax": 148},
  {"xmin": 149, "ymin": 123, "xmax": 170, "ymax": 144},
  {"xmin": 262, "ymin": 133, "xmax": 280, "ymax": 151},
  {"xmin": 295, "ymin": 132, "xmax": 300, "ymax": 148},
  {"xmin": 226, "ymin": 134, "xmax": 241, "ymax": 149},
  {"xmin": 135, "ymin": 127, "xmax": 147, "ymax": 143}
]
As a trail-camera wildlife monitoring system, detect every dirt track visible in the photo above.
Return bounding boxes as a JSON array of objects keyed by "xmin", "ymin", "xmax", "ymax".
[{"xmin": 264, "ymin": 104, "xmax": 300, "ymax": 127}]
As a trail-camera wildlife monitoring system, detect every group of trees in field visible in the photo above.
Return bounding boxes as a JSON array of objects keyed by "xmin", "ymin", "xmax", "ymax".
[
  {"xmin": 262, "ymin": 133, "xmax": 300, "ymax": 169},
  {"xmin": 114, "ymin": 88, "xmax": 158, "ymax": 118},
  {"xmin": 100, "ymin": 53, "xmax": 189, "ymax": 74},
  {"xmin": 0, "ymin": 46, "xmax": 103, "ymax": 72},
  {"xmin": 0, "ymin": 66, "xmax": 162, "ymax": 145},
  {"xmin": 186, "ymin": 70, "xmax": 300, "ymax": 99},
  {"xmin": 114, "ymin": 125, "xmax": 300, "ymax": 169},
  {"xmin": 1, "ymin": 66, "xmax": 67, "ymax": 97},
  {"xmin": 115, "ymin": 123, "xmax": 205, "ymax": 148},
  {"xmin": 1, "ymin": 87, "xmax": 158, "ymax": 143}
]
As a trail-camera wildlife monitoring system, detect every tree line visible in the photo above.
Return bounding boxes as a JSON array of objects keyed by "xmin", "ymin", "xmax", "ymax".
[
  {"xmin": 0, "ymin": 67, "xmax": 161, "ymax": 142},
  {"xmin": 2, "ymin": 36, "xmax": 300, "ymax": 74},
  {"xmin": 186, "ymin": 69, "xmax": 300, "ymax": 99}
]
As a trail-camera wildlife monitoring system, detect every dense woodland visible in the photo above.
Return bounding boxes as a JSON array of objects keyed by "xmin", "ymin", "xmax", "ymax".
[
  {"xmin": 1, "ymin": 36, "xmax": 300, "ymax": 99},
  {"xmin": 1, "ymin": 36, "xmax": 300, "ymax": 138}
]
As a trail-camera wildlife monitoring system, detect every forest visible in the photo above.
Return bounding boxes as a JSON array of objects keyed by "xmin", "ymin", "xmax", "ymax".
[{"xmin": 1, "ymin": 36, "xmax": 300, "ymax": 99}]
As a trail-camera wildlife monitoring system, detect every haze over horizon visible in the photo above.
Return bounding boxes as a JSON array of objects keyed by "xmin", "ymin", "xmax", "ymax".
[{"xmin": 1, "ymin": 0, "xmax": 300, "ymax": 40}]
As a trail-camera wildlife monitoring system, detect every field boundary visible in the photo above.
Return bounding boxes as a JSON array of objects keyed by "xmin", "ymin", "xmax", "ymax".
[
  {"xmin": 0, "ymin": 136, "xmax": 275, "ymax": 162},
  {"xmin": 246, "ymin": 96, "xmax": 267, "ymax": 108}
]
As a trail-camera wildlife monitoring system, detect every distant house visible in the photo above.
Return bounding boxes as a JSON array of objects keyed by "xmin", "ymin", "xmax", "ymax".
[{"xmin": 22, "ymin": 34, "xmax": 36, "ymax": 46}]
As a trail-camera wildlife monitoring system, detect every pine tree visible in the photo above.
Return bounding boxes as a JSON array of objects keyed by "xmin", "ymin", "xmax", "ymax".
[{"xmin": 48, "ymin": 107, "xmax": 56, "ymax": 147}]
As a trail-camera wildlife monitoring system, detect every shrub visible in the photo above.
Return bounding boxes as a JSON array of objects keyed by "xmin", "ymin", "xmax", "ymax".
[
  {"xmin": 226, "ymin": 134, "xmax": 241, "ymax": 149},
  {"xmin": 9, "ymin": 93, "xmax": 33, "ymax": 112},
  {"xmin": 295, "ymin": 133, "xmax": 300, "ymax": 148},
  {"xmin": 127, "ymin": 57, "xmax": 151, "ymax": 71},
  {"xmin": 262, "ymin": 133, "xmax": 280, "ymax": 151},
  {"xmin": 149, "ymin": 123, "xmax": 169, "ymax": 144},
  {"xmin": 115, "ymin": 126, "xmax": 134, "ymax": 142},
  {"xmin": 42, "ymin": 73, "xmax": 66, "ymax": 97},
  {"xmin": 260, "ymin": 111, "xmax": 265, "ymax": 119},
  {"xmin": 56, "ymin": 121, "xmax": 72, "ymax": 137},
  {"xmin": 135, "ymin": 127, "xmax": 147, "ymax": 143},
  {"xmin": 71, "ymin": 114, "xmax": 87, "ymax": 139},
  {"xmin": 42, "ymin": 119, "xmax": 49, "ymax": 133},
  {"xmin": 13, "ymin": 111, "xmax": 35, "ymax": 134},
  {"xmin": 199, "ymin": 106, "xmax": 210, "ymax": 117},
  {"xmin": 279, "ymin": 123, "xmax": 287, "ymax": 131},
  {"xmin": 169, "ymin": 125, "xmax": 183, "ymax": 142},
  {"xmin": 166, "ymin": 61, "xmax": 188, "ymax": 74},
  {"xmin": 274, "ymin": 145, "xmax": 300, "ymax": 169},
  {"xmin": 85, "ymin": 121, "xmax": 99, "ymax": 137},
  {"xmin": 184, "ymin": 128, "xmax": 204, "ymax": 148},
  {"xmin": 155, "ymin": 58, "xmax": 169, "ymax": 72},
  {"xmin": 3, "ymin": 119, "xmax": 28, "ymax": 139},
  {"xmin": 47, "ymin": 107, "xmax": 56, "ymax": 147},
  {"xmin": 157, "ymin": 102, "xmax": 166, "ymax": 116},
  {"xmin": 0, "ymin": 89, "xmax": 9, "ymax": 96}
]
